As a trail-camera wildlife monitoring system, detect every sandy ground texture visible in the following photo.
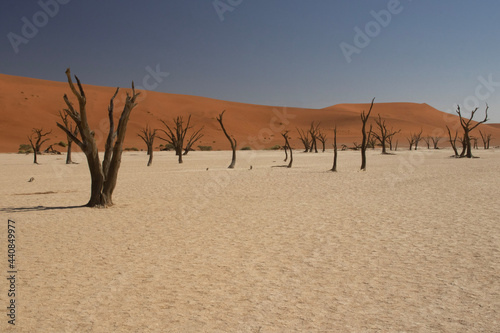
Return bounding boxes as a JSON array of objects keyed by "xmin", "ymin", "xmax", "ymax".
[{"xmin": 0, "ymin": 149, "xmax": 499, "ymax": 332}]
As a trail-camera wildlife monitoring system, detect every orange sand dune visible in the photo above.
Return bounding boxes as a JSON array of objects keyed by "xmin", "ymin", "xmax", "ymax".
[{"xmin": 1, "ymin": 73, "xmax": 499, "ymax": 153}]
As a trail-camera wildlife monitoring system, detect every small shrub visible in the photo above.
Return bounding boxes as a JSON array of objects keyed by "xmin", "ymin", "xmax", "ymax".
[
  {"xmin": 266, "ymin": 144, "xmax": 282, "ymax": 150},
  {"xmin": 240, "ymin": 146, "xmax": 252, "ymax": 150},
  {"xmin": 124, "ymin": 147, "xmax": 139, "ymax": 151},
  {"xmin": 18, "ymin": 144, "xmax": 33, "ymax": 154},
  {"xmin": 198, "ymin": 145, "xmax": 212, "ymax": 151},
  {"xmin": 160, "ymin": 143, "xmax": 174, "ymax": 151},
  {"xmin": 57, "ymin": 141, "xmax": 68, "ymax": 147}
]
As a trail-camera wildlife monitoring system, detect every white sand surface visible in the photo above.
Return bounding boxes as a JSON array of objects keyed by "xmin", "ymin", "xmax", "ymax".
[{"xmin": 0, "ymin": 149, "xmax": 499, "ymax": 332}]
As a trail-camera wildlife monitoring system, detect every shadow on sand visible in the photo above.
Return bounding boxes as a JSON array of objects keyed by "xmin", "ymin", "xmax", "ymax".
[{"xmin": 0, "ymin": 205, "xmax": 86, "ymax": 213}]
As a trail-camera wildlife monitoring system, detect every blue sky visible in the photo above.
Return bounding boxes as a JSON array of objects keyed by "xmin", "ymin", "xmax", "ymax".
[{"xmin": 1, "ymin": 0, "xmax": 499, "ymax": 122}]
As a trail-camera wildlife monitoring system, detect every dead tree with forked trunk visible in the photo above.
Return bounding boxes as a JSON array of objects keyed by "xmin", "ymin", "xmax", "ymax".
[
  {"xmin": 216, "ymin": 110, "xmax": 237, "ymax": 168},
  {"xmin": 458, "ymin": 135, "xmax": 467, "ymax": 157},
  {"xmin": 138, "ymin": 125, "xmax": 157, "ymax": 166},
  {"xmin": 431, "ymin": 136, "xmax": 442, "ymax": 149},
  {"xmin": 479, "ymin": 130, "xmax": 492, "ymax": 149},
  {"xmin": 406, "ymin": 129, "xmax": 423, "ymax": 150},
  {"xmin": 58, "ymin": 111, "xmax": 78, "ymax": 164},
  {"xmin": 317, "ymin": 130, "xmax": 327, "ymax": 152},
  {"xmin": 331, "ymin": 126, "xmax": 338, "ymax": 172},
  {"xmin": 281, "ymin": 131, "xmax": 293, "ymax": 168},
  {"xmin": 27, "ymin": 128, "xmax": 52, "ymax": 164},
  {"xmin": 360, "ymin": 98, "xmax": 375, "ymax": 171},
  {"xmin": 422, "ymin": 136, "xmax": 431, "ymax": 149},
  {"xmin": 297, "ymin": 127, "xmax": 311, "ymax": 152},
  {"xmin": 387, "ymin": 134, "xmax": 395, "ymax": 151},
  {"xmin": 158, "ymin": 115, "xmax": 202, "ymax": 163},
  {"xmin": 308, "ymin": 122, "xmax": 320, "ymax": 153},
  {"xmin": 446, "ymin": 126, "xmax": 459, "ymax": 157},
  {"xmin": 57, "ymin": 68, "xmax": 139, "ymax": 207},
  {"xmin": 183, "ymin": 126, "xmax": 204, "ymax": 155},
  {"xmin": 406, "ymin": 135, "xmax": 415, "ymax": 151},
  {"xmin": 456, "ymin": 104, "xmax": 489, "ymax": 158},
  {"xmin": 413, "ymin": 129, "xmax": 423, "ymax": 150},
  {"xmin": 371, "ymin": 114, "xmax": 400, "ymax": 154},
  {"xmin": 472, "ymin": 136, "xmax": 478, "ymax": 149}
]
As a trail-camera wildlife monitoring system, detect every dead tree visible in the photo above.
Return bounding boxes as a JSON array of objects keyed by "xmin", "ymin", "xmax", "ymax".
[
  {"xmin": 368, "ymin": 135, "xmax": 377, "ymax": 150},
  {"xmin": 283, "ymin": 145, "xmax": 288, "ymax": 162},
  {"xmin": 27, "ymin": 128, "xmax": 52, "ymax": 164},
  {"xmin": 406, "ymin": 130, "xmax": 422, "ymax": 150},
  {"xmin": 183, "ymin": 126, "xmax": 204, "ymax": 155},
  {"xmin": 456, "ymin": 104, "xmax": 489, "ymax": 158},
  {"xmin": 331, "ymin": 126, "xmax": 338, "ymax": 172},
  {"xmin": 406, "ymin": 135, "xmax": 415, "ymax": 151},
  {"xmin": 360, "ymin": 98, "xmax": 375, "ymax": 171},
  {"xmin": 458, "ymin": 135, "xmax": 467, "ymax": 157},
  {"xmin": 479, "ymin": 130, "xmax": 492, "ymax": 149},
  {"xmin": 446, "ymin": 126, "xmax": 459, "ymax": 157},
  {"xmin": 281, "ymin": 131, "xmax": 293, "ymax": 168},
  {"xmin": 297, "ymin": 127, "xmax": 311, "ymax": 152},
  {"xmin": 471, "ymin": 136, "xmax": 478, "ymax": 149},
  {"xmin": 138, "ymin": 125, "xmax": 157, "ymax": 166},
  {"xmin": 317, "ymin": 130, "xmax": 327, "ymax": 152},
  {"xmin": 57, "ymin": 68, "xmax": 139, "ymax": 207},
  {"xmin": 371, "ymin": 114, "xmax": 400, "ymax": 154},
  {"xmin": 58, "ymin": 111, "xmax": 78, "ymax": 164},
  {"xmin": 216, "ymin": 110, "xmax": 237, "ymax": 168},
  {"xmin": 158, "ymin": 115, "xmax": 196, "ymax": 164},
  {"xmin": 422, "ymin": 136, "xmax": 431, "ymax": 149},
  {"xmin": 308, "ymin": 122, "xmax": 320, "ymax": 153},
  {"xmin": 351, "ymin": 142, "xmax": 362, "ymax": 150},
  {"xmin": 387, "ymin": 134, "xmax": 395, "ymax": 151},
  {"xmin": 431, "ymin": 136, "xmax": 442, "ymax": 149},
  {"xmin": 413, "ymin": 129, "xmax": 423, "ymax": 150}
]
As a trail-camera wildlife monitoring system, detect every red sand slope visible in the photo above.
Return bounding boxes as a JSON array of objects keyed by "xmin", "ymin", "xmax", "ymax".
[{"xmin": 1, "ymin": 73, "xmax": 498, "ymax": 153}]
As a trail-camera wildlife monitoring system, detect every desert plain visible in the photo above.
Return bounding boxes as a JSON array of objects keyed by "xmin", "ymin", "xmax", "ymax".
[{"xmin": 0, "ymin": 148, "xmax": 499, "ymax": 332}]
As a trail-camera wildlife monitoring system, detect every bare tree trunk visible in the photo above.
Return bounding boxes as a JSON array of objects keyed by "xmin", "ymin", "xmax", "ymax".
[
  {"xmin": 281, "ymin": 131, "xmax": 293, "ymax": 168},
  {"xmin": 58, "ymin": 110, "xmax": 78, "ymax": 164},
  {"xmin": 316, "ymin": 130, "xmax": 327, "ymax": 153},
  {"xmin": 216, "ymin": 111, "xmax": 237, "ymax": 168},
  {"xmin": 372, "ymin": 114, "xmax": 399, "ymax": 155},
  {"xmin": 360, "ymin": 98, "xmax": 375, "ymax": 171},
  {"xmin": 138, "ymin": 125, "xmax": 157, "ymax": 167},
  {"xmin": 57, "ymin": 68, "xmax": 139, "ymax": 207},
  {"xmin": 331, "ymin": 126, "xmax": 338, "ymax": 172},
  {"xmin": 297, "ymin": 128, "xmax": 310, "ymax": 152},
  {"xmin": 456, "ymin": 104, "xmax": 488, "ymax": 158},
  {"xmin": 413, "ymin": 129, "xmax": 423, "ymax": 150},
  {"xmin": 431, "ymin": 137, "xmax": 441, "ymax": 149},
  {"xmin": 283, "ymin": 145, "xmax": 288, "ymax": 162},
  {"xmin": 66, "ymin": 141, "xmax": 73, "ymax": 164},
  {"xmin": 423, "ymin": 136, "xmax": 431, "ymax": 149},
  {"xmin": 147, "ymin": 149, "xmax": 153, "ymax": 166},
  {"xmin": 27, "ymin": 128, "xmax": 51, "ymax": 165},
  {"xmin": 446, "ymin": 126, "xmax": 459, "ymax": 157},
  {"xmin": 183, "ymin": 126, "xmax": 204, "ymax": 155}
]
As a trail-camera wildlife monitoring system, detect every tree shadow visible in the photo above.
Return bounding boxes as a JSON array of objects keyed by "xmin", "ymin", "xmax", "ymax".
[{"xmin": 0, "ymin": 205, "xmax": 86, "ymax": 213}]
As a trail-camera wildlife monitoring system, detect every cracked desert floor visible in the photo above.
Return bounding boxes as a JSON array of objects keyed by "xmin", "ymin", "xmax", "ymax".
[{"xmin": 1, "ymin": 149, "xmax": 499, "ymax": 332}]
